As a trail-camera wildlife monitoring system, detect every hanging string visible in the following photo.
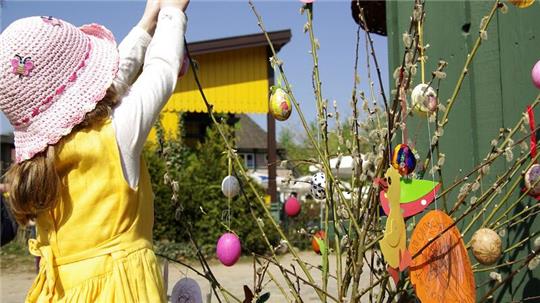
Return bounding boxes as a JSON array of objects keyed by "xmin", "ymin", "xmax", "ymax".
[
  {"xmin": 425, "ymin": 114, "xmax": 438, "ymax": 210},
  {"xmin": 418, "ymin": 20, "xmax": 426, "ymax": 85},
  {"xmin": 227, "ymin": 153, "xmax": 232, "ymax": 229},
  {"xmin": 400, "ymin": 85, "xmax": 409, "ymax": 146}
]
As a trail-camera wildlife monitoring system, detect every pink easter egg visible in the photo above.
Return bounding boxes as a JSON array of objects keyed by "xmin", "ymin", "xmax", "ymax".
[
  {"xmin": 179, "ymin": 55, "xmax": 190, "ymax": 78},
  {"xmin": 532, "ymin": 60, "xmax": 540, "ymax": 89},
  {"xmin": 300, "ymin": 0, "xmax": 315, "ymax": 3},
  {"xmin": 216, "ymin": 233, "xmax": 241, "ymax": 266},
  {"xmin": 284, "ymin": 196, "xmax": 301, "ymax": 217}
]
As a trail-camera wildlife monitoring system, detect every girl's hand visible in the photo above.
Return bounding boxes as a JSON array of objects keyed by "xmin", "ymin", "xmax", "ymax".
[
  {"xmin": 161, "ymin": 0, "xmax": 190, "ymax": 12},
  {"xmin": 137, "ymin": 0, "xmax": 161, "ymax": 36}
]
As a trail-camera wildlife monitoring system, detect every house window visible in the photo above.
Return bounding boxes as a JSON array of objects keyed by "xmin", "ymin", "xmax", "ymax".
[{"xmin": 240, "ymin": 153, "xmax": 255, "ymax": 169}]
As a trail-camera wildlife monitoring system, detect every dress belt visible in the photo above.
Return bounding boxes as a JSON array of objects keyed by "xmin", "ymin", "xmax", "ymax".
[{"xmin": 27, "ymin": 238, "xmax": 152, "ymax": 302}]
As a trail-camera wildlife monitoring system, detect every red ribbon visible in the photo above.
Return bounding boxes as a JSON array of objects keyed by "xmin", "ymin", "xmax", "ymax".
[{"xmin": 527, "ymin": 105, "xmax": 537, "ymax": 161}]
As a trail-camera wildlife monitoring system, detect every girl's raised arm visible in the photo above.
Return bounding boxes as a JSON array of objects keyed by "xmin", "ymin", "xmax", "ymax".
[
  {"xmin": 113, "ymin": 1, "xmax": 160, "ymax": 96},
  {"xmin": 112, "ymin": 0, "xmax": 189, "ymax": 188}
]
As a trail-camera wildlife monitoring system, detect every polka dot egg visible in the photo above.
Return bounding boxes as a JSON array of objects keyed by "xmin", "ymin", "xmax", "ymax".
[{"xmin": 311, "ymin": 172, "xmax": 327, "ymax": 200}]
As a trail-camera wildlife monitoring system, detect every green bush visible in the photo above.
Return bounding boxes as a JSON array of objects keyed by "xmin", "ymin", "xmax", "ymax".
[{"xmin": 146, "ymin": 117, "xmax": 280, "ymax": 258}]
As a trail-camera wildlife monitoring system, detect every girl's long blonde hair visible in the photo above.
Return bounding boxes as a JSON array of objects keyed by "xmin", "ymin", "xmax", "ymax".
[{"xmin": 5, "ymin": 86, "xmax": 119, "ymax": 225}]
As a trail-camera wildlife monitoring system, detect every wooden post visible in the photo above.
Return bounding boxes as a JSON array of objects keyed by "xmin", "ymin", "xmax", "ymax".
[
  {"xmin": 267, "ymin": 113, "xmax": 277, "ymax": 205},
  {"xmin": 267, "ymin": 48, "xmax": 278, "ymax": 206}
]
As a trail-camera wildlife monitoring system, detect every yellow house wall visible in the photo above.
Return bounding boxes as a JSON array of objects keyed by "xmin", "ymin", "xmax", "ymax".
[{"xmin": 148, "ymin": 46, "xmax": 269, "ymax": 142}]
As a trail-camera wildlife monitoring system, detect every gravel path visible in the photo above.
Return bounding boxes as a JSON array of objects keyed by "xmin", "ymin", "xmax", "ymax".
[{"xmin": 1, "ymin": 251, "xmax": 381, "ymax": 302}]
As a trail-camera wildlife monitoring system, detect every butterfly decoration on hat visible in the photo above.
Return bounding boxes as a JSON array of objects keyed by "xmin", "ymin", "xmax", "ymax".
[
  {"xmin": 10, "ymin": 54, "xmax": 34, "ymax": 78},
  {"xmin": 40, "ymin": 16, "xmax": 62, "ymax": 27}
]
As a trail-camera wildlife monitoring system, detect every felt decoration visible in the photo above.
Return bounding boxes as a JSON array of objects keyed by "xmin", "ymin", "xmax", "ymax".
[
  {"xmin": 509, "ymin": 0, "xmax": 535, "ymax": 8},
  {"xmin": 170, "ymin": 278, "xmax": 203, "ymax": 303},
  {"xmin": 284, "ymin": 196, "xmax": 301, "ymax": 217},
  {"xmin": 379, "ymin": 178, "xmax": 441, "ymax": 218},
  {"xmin": 391, "ymin": 144, "xmax": 417, "ymax": 176},
  {"xmin": 221, "ymin": 175, "xmax": 240, "ymax": 198},
  {"xmin": 311, "ymin": 172, "xmax": 327, "ymax": 200},
  {"xmin": 533, "ymin": 60, "xmax": 540, "ymax": 89},
  {"xmin": 311, "ymin": 230, "xmax": 326, "ymax": 254},
  {"xmin": 471, "ymin": 228, "xmax": 502, "ymax": 265},
  {"xmin": 378, "ymin": 167, "xmax": 411, "ymax": 284},
  {"xmin": 269, "ymin": 87, "xmax": 292, "ymax": 121},
  {"xmin": 409, "ymin": 210, "xmax": 475, "ymax": 303},
  {"xmin": 411, "ymin": 83, "xmax": 438, "ymax": 115},
  {"xmin": 216, "ymin": 233, "xmax": 241, "ymax": 266}
]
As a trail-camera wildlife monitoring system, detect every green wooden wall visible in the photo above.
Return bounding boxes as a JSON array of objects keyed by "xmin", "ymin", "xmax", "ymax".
[{"xmin": 386, "ymin": 1, "xmax": 540, "ymax": 301}]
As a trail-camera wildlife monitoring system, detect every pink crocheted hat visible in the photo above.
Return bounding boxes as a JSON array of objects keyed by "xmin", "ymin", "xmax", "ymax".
[{"xmin": 0, "ymin": 16, "xmax": 119, "ymax": 163}]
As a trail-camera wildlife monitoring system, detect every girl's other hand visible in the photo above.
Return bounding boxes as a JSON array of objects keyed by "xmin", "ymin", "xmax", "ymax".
[
  {"xmin": 138, "ymin": 0, "xmax": 160, "ymax": 35},
  {"xmin": 161, "ymin": 0, "xmax": 190, "ymax": 12}
]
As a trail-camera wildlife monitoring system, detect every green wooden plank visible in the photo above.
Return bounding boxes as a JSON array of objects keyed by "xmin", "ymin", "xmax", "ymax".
[{"xmin": 386, "ymin": 1, "xmax": 540, "ymax": 301}]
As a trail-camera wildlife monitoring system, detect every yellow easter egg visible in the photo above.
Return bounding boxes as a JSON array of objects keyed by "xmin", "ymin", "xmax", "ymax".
[
  {"xmin": 269, "ymin": 88, "xmax": 292, "ymax": 121},
  {"xmin": 509, "ymin": 0, "xmax": 535, "ymax": 8}
]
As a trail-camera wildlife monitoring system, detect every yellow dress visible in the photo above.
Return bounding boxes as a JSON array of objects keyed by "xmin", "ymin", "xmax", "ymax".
[{"xmin": 26, "ymin": 118, "xmax": 166, "ymax": 302}]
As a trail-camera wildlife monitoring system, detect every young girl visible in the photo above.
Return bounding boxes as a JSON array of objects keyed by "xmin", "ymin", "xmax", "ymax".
[{"xmin": 0, "ymin": 0, "xmax": 188, "ymax": 301}]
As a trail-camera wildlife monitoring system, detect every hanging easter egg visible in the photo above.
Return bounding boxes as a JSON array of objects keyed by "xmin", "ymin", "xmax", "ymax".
[
  {"xmin": 170, "ymin": 278, "xmax": 203, "ymax": 303},
  {"xmin": 532, "ymin": 60, "xmax": 540, "ymax": 89},
  {"xmin": 311, "ymin": 230, "xmax": 326, "ymax": 254},
  {"xmin": 311, "ymin": 172, "xmax": 327, "ymax": 200},
  {"xmin": 411, "ymin": 83, "xmax": 438, "ymax": 115},
  {"xmin": 391, "ymin": 144, "xmax": 417, "ymax": 176},
  {"xmin": 509, "ymin": 0, "xmax": 535, "ymax": 8},
  {"xmin": 178, "ymin": 55, "xmax": 190, "ymax": 78},
  {"xmin": 525, "ymin": 164, "xmax": 540, "ymax": 196},
  {"xmin": 284, "ymin": 196, "xmax": 301, "ymax": 217},
  {"xmin": 221, "ymin": 175, "xmax": 240, "ymax": 198},
  {"xmin": 269, "ymin": 87, "xmax": 293, "ymax": 121},
  {"xmin": 216, "ymin": 233, "xmax": 241, "ymax": 266},
  {"xmin": 471, "ymin": 228, "xmax": 502, "ymax": 266}
]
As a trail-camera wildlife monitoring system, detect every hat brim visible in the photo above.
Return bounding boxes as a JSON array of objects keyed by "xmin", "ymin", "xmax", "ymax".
[{"xmin": 14, "ymin": 24, "xmax": 119, "ymax": 162}]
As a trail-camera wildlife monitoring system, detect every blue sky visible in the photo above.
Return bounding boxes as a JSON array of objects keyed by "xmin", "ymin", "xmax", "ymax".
[{"xmin": 0, "ymin": 0, "xmax": 388, "ymax": 138}]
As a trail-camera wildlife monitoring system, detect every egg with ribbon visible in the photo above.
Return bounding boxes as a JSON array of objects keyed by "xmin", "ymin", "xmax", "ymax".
[
  {"xmin": 391, "ymin": 144, "xmax": 417, "ymax": 176},
  {"xmin": 310, "ymin": 172, "xmax": 326, "ymax": 200},
  {"xmin": 216, "ymin": 233, "xmax": 242, "ymax": 266},
  {"xmin": 221, "ymin": 175, "xmax": 240, "ymax": 198},
  {"xmin": 411, "ymin": 84, "xmax": 438, "ymax": 115},
  {"xmin": 269, "ymin": 87, "xmax": 293, "ymax": 121},
  {"xmin": 284, "ymin": 196, "xmax": 301, "ymax": 217},
  {"xmin": 471, "ymin": 228, "xmax": 502, "ymax": 266}
]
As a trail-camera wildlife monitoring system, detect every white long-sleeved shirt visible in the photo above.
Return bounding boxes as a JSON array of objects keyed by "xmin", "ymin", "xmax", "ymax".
[{"xmin": 112, "ymin": 7, "xmax": 187, "ymax": 188}]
